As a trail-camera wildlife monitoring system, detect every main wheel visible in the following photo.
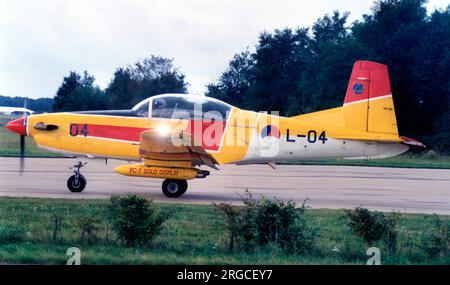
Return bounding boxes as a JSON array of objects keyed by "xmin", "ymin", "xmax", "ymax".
[
  {"xmin": 162, "ymin": 179, "xmax": 188, "ymax": 198},
  {"xmin": 67, "ymin": 174, "xmax": 87, "ymax": 193}
]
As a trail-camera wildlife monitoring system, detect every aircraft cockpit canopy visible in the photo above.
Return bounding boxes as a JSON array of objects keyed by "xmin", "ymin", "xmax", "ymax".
[{"xmin": 132, "ymin": 94, "xmax": 232, "ymax": 121}]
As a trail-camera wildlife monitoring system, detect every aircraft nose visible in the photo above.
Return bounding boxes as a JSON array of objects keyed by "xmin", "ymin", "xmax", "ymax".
[{"xmin": 5, "ymin": 117, "xmax": 27, "ymax": 136}]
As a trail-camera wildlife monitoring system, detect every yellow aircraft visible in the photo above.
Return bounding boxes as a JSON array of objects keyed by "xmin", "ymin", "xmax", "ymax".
[{"xmin": 5, "ymin": 61, "xmax": 423, "ymax": 198}]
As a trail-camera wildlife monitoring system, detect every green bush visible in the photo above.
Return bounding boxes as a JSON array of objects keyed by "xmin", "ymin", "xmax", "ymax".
[
  {"xmin": 0, "ymin": 226, "xmax": 25, "ymax": 244},
  {"xmin": 344, "ymin": 207, "xmax": 399, "ymax": 253},
  {"xmin": 74, "ymin": 216, "xmax": 100, "ymax": 244},
  {"xmin": 213, "ymin": 203, "xmax": 240, "ymax": 251},
  {"xmin": 253, "ymin": 198, "xmax": 315, "ymax": 253},
  {"xmin": 421, "ymin": 214, "xmax": 449, "ymax": 258},
  {"xmin": 215, "ymin": 191, "xmax": 316, "ymax": 253},
  {"xmin": 107, "ymin": 194, "xmax": 171, "ymax": 247}
]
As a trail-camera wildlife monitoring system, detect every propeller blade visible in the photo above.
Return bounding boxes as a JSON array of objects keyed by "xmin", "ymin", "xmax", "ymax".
[
  {"xmin": 19, "ymin": 135, "xmax": 25, "ymax": 176},
  {"xmin": 20, "ymin": 97, "xmax": 27, "ymax": 176}
]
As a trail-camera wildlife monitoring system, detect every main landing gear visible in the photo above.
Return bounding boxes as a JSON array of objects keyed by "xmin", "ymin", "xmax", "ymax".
[
  {"xmin": 162, "ymin": 179, "xmax": 188, "ymax": 198},
  {"xmin": 160, "ymin": 170, "xmax": 209, "ymax": 198},
  {"xmin": 67, "ymin": 161, "xmax": 87, "ymax": 193}
]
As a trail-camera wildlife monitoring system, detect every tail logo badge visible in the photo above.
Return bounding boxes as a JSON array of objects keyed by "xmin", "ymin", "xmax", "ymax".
[
  {"xmin": 353, "ymin": 83, "xmax": 364, "ymax": 95},
  {"xmin": 261, "ymin": 125, "xmax": 280, "ymax": 139}
]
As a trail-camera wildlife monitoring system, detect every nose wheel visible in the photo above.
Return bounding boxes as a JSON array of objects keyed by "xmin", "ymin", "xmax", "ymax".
[
  {"xmin": 67, "ymin": 161, "xmax": 87, "ymax": 193},
  {"xmin": 67, "ymin": 174, "xmax": 87, "ymax": 192},
  {"xmin": 162, "ymin": 179, "xmax": 188, "ymax": 198}
]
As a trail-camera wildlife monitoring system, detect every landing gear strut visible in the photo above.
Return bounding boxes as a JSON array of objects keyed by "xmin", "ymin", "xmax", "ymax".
[
  {"xmin": 162, "ymin": 179, "xmax": 188, "ymax": 198},
  {"xmin": 67, "ymin": 161, "xmax": 87, "ymax": 193}
]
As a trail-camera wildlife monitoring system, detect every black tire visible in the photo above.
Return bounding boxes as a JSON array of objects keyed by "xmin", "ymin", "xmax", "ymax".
[
  {"xmin": 67, "ymin": 174, "xmax": 87, "ymax": 193},
  {"xmin": 162, "ymin": 179, "xmax": 188, "ymax": 198}
]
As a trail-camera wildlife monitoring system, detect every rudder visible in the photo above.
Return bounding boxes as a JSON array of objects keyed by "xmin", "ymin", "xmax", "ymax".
[{"xmin": 343, "ymin": 61, "xmax": 399, "ymax": 135}]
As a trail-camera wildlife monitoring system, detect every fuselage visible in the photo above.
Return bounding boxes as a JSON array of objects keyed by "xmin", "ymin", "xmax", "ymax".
[{"xmin": 23, "ymin": 100, "xmax": 408, "ymax": 165}]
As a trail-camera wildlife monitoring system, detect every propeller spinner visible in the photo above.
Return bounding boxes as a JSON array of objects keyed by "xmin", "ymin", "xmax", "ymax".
[{"xmin": 5, "ymin": 116, "xmax": 27, "ymax": 175}]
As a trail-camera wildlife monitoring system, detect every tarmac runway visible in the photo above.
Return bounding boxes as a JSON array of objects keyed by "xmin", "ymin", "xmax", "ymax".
[{"xmin": 0, "ymin": 157, "xmax": 449, "ymax": 214}]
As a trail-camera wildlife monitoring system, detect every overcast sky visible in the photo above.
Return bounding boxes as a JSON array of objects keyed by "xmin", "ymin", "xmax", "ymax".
[{"xmin": 0, "ymin": 0, "xmax": 448, "ymax": 99}]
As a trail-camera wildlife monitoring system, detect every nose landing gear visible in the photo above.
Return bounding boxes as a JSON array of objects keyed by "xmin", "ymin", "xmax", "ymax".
[{"xmin": 67, "ymin": 161, "xmax": 87, "ymax": 193}]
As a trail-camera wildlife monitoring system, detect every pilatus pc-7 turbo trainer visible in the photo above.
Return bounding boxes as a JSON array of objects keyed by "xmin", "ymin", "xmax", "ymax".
[{"xmin": 6, "ymin": 61, "xmax": 423, "ymax": 198}]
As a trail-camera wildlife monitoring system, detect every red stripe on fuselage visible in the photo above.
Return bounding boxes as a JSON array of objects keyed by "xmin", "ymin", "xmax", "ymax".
[
  {"xmin": 85, "ymin": 120, "xmax": 226, "ymax": 151},
  {"xmin": 186, "ymin": 120, "xmax": 226, "ymax": 151},
  {"xmin": 87, "ymin": 124, "xmax": 148, "ymax": 142}
]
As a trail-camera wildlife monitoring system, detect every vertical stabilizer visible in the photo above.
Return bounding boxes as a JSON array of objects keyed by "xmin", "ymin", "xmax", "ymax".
[{"xmin": 343, "ymin": 61, "xmax": 398, "ymax": 135}]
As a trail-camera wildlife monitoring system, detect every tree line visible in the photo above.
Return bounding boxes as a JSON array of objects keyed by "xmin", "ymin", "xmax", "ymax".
[
  {"xmin": 0, "ymin": 95, "xmax": 53, "ymax": 113},
  {"xmin": 51, "ymin": 0, "xmax": 449, "ymax": 154},
  {"xmin": 52, "ymin": 55, "xmax": 188, "ymax": 112}
]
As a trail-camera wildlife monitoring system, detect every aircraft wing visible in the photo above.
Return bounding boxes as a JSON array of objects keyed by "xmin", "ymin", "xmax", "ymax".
[{"xmin": 139, "ymin": 129, "xmax": 219, "ymax": 170}]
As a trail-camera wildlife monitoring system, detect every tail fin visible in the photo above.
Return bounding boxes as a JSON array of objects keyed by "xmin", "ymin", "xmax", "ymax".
[{"xmin": 343, "ymin": 61, "xmax": 399, "ymax": 135}]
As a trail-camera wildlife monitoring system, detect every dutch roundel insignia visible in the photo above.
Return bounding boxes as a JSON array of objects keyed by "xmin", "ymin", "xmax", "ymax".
[{"xmin": 261, "ymin": 125, "xmax": 280, "ymax": 139}]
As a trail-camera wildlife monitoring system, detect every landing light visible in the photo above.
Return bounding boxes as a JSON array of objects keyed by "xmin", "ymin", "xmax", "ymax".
[{"xmin": 156, "ymin": 123, "xmax": 171, "ymax": 136}]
